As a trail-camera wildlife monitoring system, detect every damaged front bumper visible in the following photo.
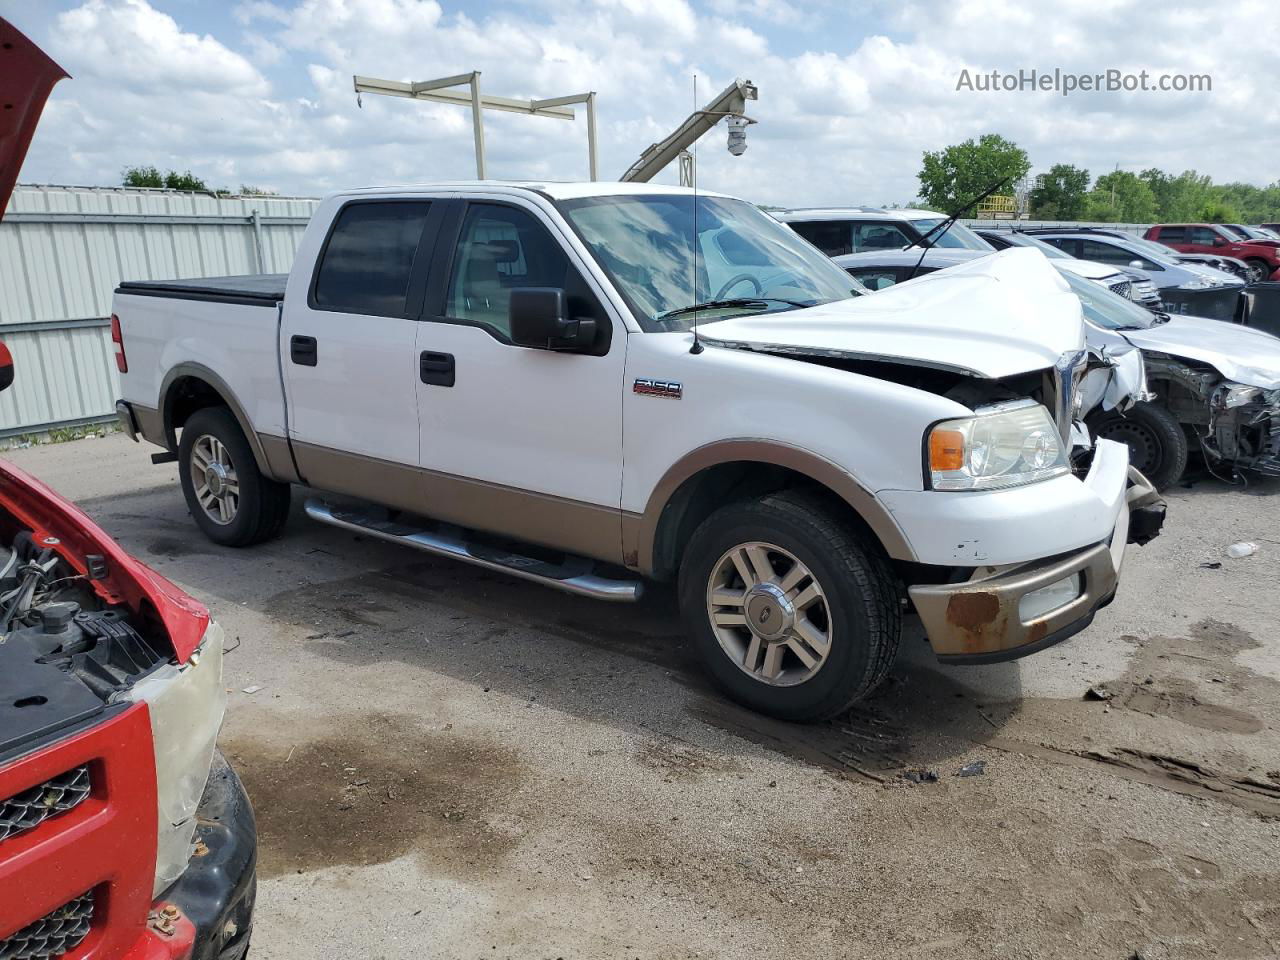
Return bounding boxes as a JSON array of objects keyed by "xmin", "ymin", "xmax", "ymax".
[
  {"xmin": 1205, "ymin": 383, "xmax": 1280, "ymax": 476},
  {"xmin": 147, "ymin": 750, "xmax": 256, "ymax": 960},
  {"xmin": 908, "ymin": 466, "xmax": 1164, "ymax": 665}
]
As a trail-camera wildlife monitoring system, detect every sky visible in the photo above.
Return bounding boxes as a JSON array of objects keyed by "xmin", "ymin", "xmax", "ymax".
[{"xmin": 4, "ymin": 0, "xmax": 1277, "ymax": 206}]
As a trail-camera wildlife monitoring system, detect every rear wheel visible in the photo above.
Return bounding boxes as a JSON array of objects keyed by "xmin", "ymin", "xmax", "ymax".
[
  {"xmin": 178, "ymin": 407, "xmax": 291, "ymax": 546},
  {"xmin": 1094, "ymin": 400, "xmax": 1188, "ymax": 490},
  {"xmin": 677, "ymin": 491, "xmax": 901, "ymax": 722}
]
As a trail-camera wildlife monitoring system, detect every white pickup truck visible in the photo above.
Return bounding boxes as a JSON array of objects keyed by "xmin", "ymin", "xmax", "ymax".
[{"xmin": 113, "ymin": 182, "xmax": 1162, "ymax": 720}]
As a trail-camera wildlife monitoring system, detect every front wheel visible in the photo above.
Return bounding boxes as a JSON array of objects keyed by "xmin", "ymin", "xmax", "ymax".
[
  {"xmin": 1246, "ymin": 260, "xmax": 1273, "ymax": 284},
  {"xmin": 677, "ymin": 491, "xmax": 901, "ymax": 722},
  {"xmin": 1093, "ymin": 400, "xmax": 1189, "ymax": 491},
  {"xmin": 178, "ymin": 406, "xmax": 291, "ymax": 546}
]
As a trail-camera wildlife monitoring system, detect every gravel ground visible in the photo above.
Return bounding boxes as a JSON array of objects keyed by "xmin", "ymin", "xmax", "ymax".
[{"xmin": 8, "ymin": 434, "xmax": 1280, "ymax": 960}]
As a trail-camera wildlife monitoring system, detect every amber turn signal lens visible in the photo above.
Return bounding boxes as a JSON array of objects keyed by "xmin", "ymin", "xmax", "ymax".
[{"xmin": 929, "ymin": 429, "xmax": 966, "ymax": 472}]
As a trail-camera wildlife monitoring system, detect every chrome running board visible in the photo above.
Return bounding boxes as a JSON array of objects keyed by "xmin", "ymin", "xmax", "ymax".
[{"xmin": 304, "ymin": 498, "xmax": 643, "ymax": 602}]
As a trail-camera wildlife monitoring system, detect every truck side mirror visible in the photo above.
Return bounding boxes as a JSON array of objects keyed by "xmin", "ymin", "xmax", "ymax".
[
  {"xmin": 509, "ymin": 288, "xmax": 596, "ymax": 352},
  {"xmin": 0, "ymin": 343, "xmax": 13, "ymax": 393},
  {"xmin": 1212, "ymin": 236, "xmax": 1228, "ymax": 247}
]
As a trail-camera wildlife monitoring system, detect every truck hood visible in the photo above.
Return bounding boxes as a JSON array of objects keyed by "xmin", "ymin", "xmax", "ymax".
[
  {"xmin": 0, "ymin": 17, "xmax": 69, "ymax": 217},
  {"xmin": 1123, "ymin": 315, "xmax": 1280, "ymax": 389},
  {"xmin": 699, "ymin": 247, "xmax": 1085, "ymax": 379}
]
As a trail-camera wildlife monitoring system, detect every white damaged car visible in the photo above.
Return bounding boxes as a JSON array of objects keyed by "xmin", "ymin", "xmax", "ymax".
[{"xmin": 835, "ymin": 247, "xmax": 1280, "ymax": 488}]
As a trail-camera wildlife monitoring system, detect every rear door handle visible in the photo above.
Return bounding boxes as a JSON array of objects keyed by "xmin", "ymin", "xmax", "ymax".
[
  {"xmin": 290, "ymin": 335, "xmax": 318, "ymax": 366},
  {"xmin": 420, "ymin": 351, "xmax": 455, "ymax": 387}
]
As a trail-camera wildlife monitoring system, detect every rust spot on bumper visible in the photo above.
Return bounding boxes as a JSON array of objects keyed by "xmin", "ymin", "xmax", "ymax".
[
  {"xmin": 945, "ymin": 591, "xmax": 1008, "ymax": 653},
  {"xmin": 946, "ymin": 592, "xmax": 1001, "ymax": 630}
]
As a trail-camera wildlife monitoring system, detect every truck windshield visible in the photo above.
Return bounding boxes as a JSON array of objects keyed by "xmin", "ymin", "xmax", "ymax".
[
  {"xmin": 1057, "ymin": 267, "xmax": 1156, "ymax": 331},
  {"xmin": 907, "ymin": 218, "xmax": 992, "ymax": 251},
  {"xmin": 557, "ymin": 194, "xmax": 863, "ymax": 332}
]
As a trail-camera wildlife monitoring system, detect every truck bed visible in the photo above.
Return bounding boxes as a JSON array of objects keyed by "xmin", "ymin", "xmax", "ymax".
[{"xmin": 116, "ymin": 273, "xmax": 288, "ymax": 307}]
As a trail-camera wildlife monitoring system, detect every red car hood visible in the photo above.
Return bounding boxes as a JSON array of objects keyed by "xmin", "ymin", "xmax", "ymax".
[
  {"xmin": 0, "ymin": 17, "xmax": 69, "ymax": 216},
  {"xmin": 0, "ymin": 460, "xmax": 209, "ymax": 661}
]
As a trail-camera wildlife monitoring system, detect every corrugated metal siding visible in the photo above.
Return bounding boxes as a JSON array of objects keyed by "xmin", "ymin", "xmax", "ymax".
[{"xmin": 0, "ymin": 184, "xmax": 318, "ymax": 435}]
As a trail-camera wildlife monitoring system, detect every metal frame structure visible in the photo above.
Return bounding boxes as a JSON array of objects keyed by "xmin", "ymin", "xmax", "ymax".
[
  {"xmin": 621, "ymin": 79, "xmax": 757, "ymax": 184},
  {"xmin": 352, "ymin": 72, "xmax": 599, "ymax": 180}
]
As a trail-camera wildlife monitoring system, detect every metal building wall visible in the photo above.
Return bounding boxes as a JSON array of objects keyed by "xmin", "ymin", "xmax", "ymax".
[{"xmin": 0, "ymin": 184, "xmax": 318, "ymax": 436}]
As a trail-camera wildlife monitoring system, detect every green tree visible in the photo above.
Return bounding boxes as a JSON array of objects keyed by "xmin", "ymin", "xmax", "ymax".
[
  {"xmin": 1083, "ymin": 171, "xmax": 1158, "ymax": 222},
  {"xmin": 238, "ymin": 185, "xmax": 278, "ymax": 196},
  {"xmin": 1140, "ymin": 169, "xmax": 1214, "ymax": 221},
  {"xmin": 121, "ymin": 165, "xmax": 165, "ymax": 188},
  {"xmin": 917, "ymin": 133, "xmax": 1031, "ymax": 212},
  {"xmin": 121, "ymin": 166, "xmax": 210, "ymax": 192},
  {"xmin": 1029, "ymin": 164, "xmax": 1091, "ymax": 219}
]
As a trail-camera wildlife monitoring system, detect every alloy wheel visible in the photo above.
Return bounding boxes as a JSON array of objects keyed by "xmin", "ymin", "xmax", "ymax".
[
  {"xmin": 705, "ymin": 541, "xmax": 834, "ymax": 687},
  {"xmin": 189, "ymin": 434, "xmax": 240, "ymax": 525}
]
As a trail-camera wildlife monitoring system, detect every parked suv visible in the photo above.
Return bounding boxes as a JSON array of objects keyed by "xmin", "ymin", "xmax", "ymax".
[
  {"xmin": 1146, "ymin": 223, "xmax": 1280, "ymax": 284},
  {"xmin": 775, "ymin": 207, "xmax": 992, "ymax": 256},
  {"xmin": 1022, "ymin": 228, "xmax": 1246, "ymax": 321}
]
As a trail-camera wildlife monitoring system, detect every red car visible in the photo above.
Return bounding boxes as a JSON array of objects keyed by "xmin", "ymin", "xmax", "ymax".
[
  {"xmin": 0, "ymin": 17, "xmax": 256, "ymax": 960},
  {"xmin": 1145, "ymin": 223, "xmax": 1280, "ymax": 284}
]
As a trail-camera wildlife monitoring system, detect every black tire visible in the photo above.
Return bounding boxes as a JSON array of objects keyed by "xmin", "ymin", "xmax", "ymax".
[
  {"xmin": 1246, "ymin": 259, "xmax": 1272, "ymax": 284},
  {"xmin": 1093, "ymin": 400, "xmax": 1189, "ymax": 490},
  {"xmin": 178, "ymin": 406, "xmax": 291, "ymax": 547},
  {"xmin": 677, "ymin": 491, "xmax": 901, "ymax": 722}
]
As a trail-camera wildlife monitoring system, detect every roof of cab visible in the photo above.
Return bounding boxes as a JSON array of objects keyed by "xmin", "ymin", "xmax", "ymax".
[
  {"xmin": 326, "ymin": 181, "xmax": 735, "ymax": 202},
  {"xmin": 777, "ymin": 206, "xmax": 947, "ymax": 222}
]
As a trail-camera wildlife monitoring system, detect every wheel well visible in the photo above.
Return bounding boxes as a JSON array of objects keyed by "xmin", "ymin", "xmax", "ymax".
[
  {"xmin": 164, "ymin": 375, "xmax": 230, "ymax": 445},
  {"xmin": 649, "ymin": 462, "xmax": 879, "ymax": 581}
]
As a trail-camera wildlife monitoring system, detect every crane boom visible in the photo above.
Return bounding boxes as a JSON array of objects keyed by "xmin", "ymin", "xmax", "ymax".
[{"xmin": 620, "ymin": 79, "xmax": 757, "ymax": 183}]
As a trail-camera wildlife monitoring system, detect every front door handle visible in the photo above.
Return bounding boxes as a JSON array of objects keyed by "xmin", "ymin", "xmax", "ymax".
[
  {"xmin": 290, "ymin": 335, "xmax": 318, "ymax": 366},
  {"xmin": 420, "ymin": 351, "xmax": 455, "ymax": 387}
]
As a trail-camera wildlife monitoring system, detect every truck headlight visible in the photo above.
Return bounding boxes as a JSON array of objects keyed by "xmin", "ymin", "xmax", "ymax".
[
  {"xmin": 128, "ymin": 622, "xmax": 227, "ymax": 897},
  {"xmin": 928, "ymin": 399, "xmax": 1070, "ymax": 491},
  {"xmin": 1178, "ymin": 277, "xmax": 1212, "ymax": 290}
]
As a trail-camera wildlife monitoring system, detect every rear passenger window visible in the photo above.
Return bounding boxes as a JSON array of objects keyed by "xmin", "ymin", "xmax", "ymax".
[
  {"xmin": 313, "ymin": 202, "xmax": 431, "ymax": 317},
  {"xmin": 1078, "ymin": 239, "xmax": 1132, "ymax": 265},
  {"xmin": 446, "ymin": 203, "xmax": 601, "ymax": 340},
  {"xmin": 1159, "ymin": 226, "xmax": 1186, "ymax": 242},
  {"xmin": 789, "ymin": 221, "xmax": 853, "ymax": 257}
]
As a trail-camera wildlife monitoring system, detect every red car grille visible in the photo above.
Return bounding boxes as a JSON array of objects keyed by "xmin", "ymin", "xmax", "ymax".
[
  {"xmin": 0, "ymin": 889, "xmax": 94, "ymax": 960},
  {"xmin": 0, "ymin": 767, "xmax": 91, "ymax": 844},
  {"xmin": 0, "ymin": 704, "xmax": 158, "ymax": 959}
]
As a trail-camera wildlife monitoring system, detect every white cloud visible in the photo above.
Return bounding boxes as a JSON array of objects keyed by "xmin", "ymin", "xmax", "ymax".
[{"xmin": 15, "ymin": 0, "xmax": 1280, "ymax": 205}]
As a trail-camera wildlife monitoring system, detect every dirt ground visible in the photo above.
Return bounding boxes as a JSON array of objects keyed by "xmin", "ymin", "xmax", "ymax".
[{"xmin": 9, "ymin": 434, "xmax": 1280, "ymax": 959}]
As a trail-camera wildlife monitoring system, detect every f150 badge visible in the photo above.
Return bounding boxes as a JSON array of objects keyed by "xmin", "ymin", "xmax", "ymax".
[{"xmin": 634, "ymin": 378, "xmax": 683, "ymax": 399}]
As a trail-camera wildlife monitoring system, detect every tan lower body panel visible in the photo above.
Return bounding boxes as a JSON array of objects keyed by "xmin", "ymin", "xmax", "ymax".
[
  {"xmin": 288, "ymin": 439, "xmax": 624, "ymax": 566},
  {"xmin": 130, "ymin": 404, "xmax": 166, "ymax": 448},
  {"xmin": 258, "ymin": 433, "xmax": 302, "ymax": 484}
]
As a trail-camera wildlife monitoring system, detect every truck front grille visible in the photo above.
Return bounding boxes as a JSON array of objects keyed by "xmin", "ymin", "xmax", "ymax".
[
  {"xmin": 0, "ymin": 766, "xmax": 90, "ymax": 843},
  {"xmin": 1107, "ymin": 278, "xmax": 1132, "ymax": 299},
  {"xmin": 0, "ymin": 891, "xmax": 94, "ymax": 960}
]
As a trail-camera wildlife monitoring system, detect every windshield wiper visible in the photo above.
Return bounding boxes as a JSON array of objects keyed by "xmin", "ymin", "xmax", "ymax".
[
  {"xmin": 655, "ymin": 297, "xmax": 810, "ymax": 323},
  {"xmin": 902, "ymin": 177, "xmax": 1010, "ymax": 281}
]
